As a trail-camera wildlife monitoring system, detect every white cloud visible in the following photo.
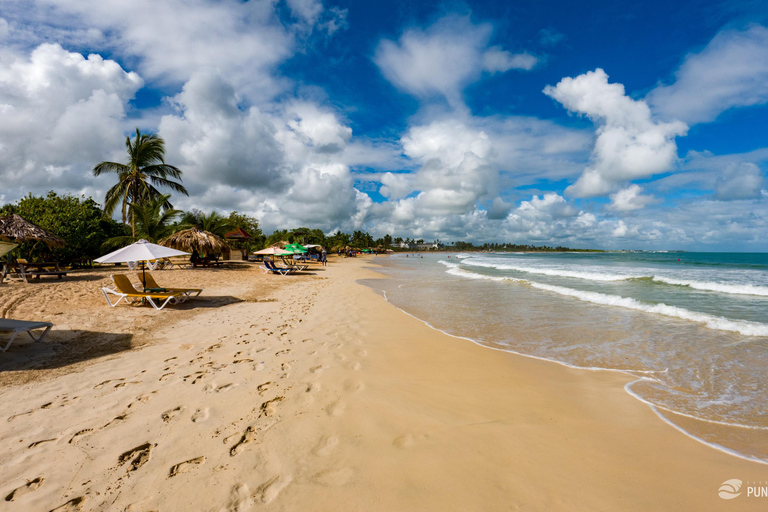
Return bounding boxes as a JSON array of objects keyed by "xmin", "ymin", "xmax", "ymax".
[
  {"xmin": 374, "ymin": 15, "xmax": 534, "ymax": 106},
  {"xmin": 482, "ymin": 47, "xmax": 538, "ymax": 72},
  {"xmin": 714, "ymin": 162, "xmax": 766, "ymax": 200},
  {"xmin": 0, "ymin": 43, "xmax": 141, "ymax": 197},
  {"xmin": 608, "ymin": 184, "xmax": 656, "ymax": 211},
  {"xmin": 544, "ymin": 68, "xmax": 687, "ymax": 197},
  {"xmin": 647, "ymin": 25, "xmax": 768, "ymax": 124},
  {"xmin": 23, "ymin": 0, "xmax": 299, "ymax": 100}
]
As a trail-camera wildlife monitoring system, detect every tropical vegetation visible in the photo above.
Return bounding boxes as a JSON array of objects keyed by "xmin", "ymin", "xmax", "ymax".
[{"xmin": 93, "ymin": 128, "xmax": 188, "ymax": 237}]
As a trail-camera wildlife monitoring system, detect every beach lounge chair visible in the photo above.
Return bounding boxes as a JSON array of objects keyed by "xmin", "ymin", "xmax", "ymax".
[
  {"xmin": 102, "ymin": 274, "xmax": 185, "ymax": 310},
  {"xmin": 262, "ymin": 261, "xmax": 295, "ymax": 275},
  {"xmin": 137, "ymin": 272, "xmax": 202, "ymax": 301},
  {"xmin": 0, "ymin": 319, "xmax": 53, "ymax": 352}
]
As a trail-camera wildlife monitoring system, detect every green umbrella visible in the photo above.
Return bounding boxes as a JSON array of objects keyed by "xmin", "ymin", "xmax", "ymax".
[{"xmin": 285, "ymin": 243, "xmax": 307, "ymax": 254}]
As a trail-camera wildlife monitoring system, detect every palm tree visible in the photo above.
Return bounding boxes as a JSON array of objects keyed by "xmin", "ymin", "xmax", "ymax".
[
  {"xmin": 102, "ymin": 195, "xmax": 182, "ymax": 249},
  {"xmin": 94, "ymin": 128, "xmax": 188, "ymax": 237},
  {"xmin": 181, "ymin": 210, "xmax": 235, "ymax": 238}
]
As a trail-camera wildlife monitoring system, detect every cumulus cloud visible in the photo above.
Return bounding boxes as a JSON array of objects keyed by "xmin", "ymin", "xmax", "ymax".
[
  {"xmin": 21, "ymin": 0, "xmax": 301, "ymax": 100},
  {"xmin": 157, "ymin": 70, "xmax": 385, "ymax": 233},
  {"xmin": 0, "ymin": 43, "xmax": 141, "ymax": 197},
  {"xmin": 374, "ymin": 15, "xmax": 535, "ymax": 105},
  {"xmin": 647, "ymin": 25, "xmax": 768, "ymax": 124},
  {"xmin": 544, "ymin": 68, "xmax": 687, "ymax": 197},
  {"xmin": 608, "ymin": 184, "xmax": 656, "ymax": 211},
  {"xmin": 714, "ymin": 162, "xmax": 766, "ymax": 200}
]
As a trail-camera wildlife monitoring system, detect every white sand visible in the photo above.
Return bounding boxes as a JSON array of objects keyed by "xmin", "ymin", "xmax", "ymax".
[{"xmin": 0, "ymin": 257, "xmax": 765, "ymax": 511}]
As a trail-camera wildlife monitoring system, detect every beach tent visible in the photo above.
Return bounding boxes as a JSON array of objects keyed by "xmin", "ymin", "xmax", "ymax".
[{"xmin": 95, "ymin": 239, "xmax": 189, "ymax": 288}]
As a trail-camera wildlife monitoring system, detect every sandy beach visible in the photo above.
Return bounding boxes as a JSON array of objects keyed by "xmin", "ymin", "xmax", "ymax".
[{"xmin": 0, "ymin": 256, "xmax": 765, "ymax": 511}]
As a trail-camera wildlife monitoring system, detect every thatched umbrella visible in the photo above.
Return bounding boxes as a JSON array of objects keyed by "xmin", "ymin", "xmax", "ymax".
[
  {"xmin": 160, "ymin": 227, "xmax": 228, "ymax": 255},
  {"xmin": 0, "ymin": 214, "xmax": 64, "ymax": 247}
]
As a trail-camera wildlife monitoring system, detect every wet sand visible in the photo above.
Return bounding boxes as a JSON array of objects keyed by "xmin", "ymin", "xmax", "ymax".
[{"xmin": 0, "ymin": 257, "xmax": 764, "ymax": 511}]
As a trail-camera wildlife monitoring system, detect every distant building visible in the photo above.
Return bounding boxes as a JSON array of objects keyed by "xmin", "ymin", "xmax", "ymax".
[{"xmin": 417, "ymin": 242, "xmax": 444, "ymax": 250}]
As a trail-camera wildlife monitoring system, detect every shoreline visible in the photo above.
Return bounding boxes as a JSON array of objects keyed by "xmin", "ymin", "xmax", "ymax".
[
  {"xmin": 377, "ymin": 283, "xmax": 768, "ymax": 467},
  {"xmin": 0, "ymin": 257, "xmax": 765, "ymax": 510}
]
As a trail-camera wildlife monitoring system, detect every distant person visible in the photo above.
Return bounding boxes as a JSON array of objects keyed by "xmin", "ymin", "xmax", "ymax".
[
  {"xmin": 321, "ymin": 249, "xmax": 327, "ymax": 266},
  {"xmin": 190, "ymin": 249, "xmax": 200, "ymax": 267}
]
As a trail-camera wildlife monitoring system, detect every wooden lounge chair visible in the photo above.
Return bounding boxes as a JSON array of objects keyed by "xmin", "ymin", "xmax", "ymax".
[
  {"xmin": 102, "ymin": 274, "xmax": 185, "ymax": 310},
  {"xmin": 0, "ymin": 319, "xmax": 53, "ymax": 352},
  {"xmin": 137, "ymin": 272, "xmax": 202, "ymax": 301}
]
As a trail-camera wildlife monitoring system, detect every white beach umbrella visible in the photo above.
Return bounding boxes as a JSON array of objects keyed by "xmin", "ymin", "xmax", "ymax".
[
  {"xmin": 95, "ymin": 239, "xmax": 189, "ymax": 287},
  {"xmin": 253, "ymin": 247, "xmax": 293, "ymax": 256}
]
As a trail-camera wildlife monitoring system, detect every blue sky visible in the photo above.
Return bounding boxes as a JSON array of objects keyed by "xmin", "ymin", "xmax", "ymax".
[{"xmin": 1, "ymin": 0, "xmax": 767, "ymax": 250}]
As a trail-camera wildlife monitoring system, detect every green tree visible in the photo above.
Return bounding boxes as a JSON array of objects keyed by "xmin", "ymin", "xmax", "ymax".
[
  {"xmin": 0, "ymin": 192, "xmax": 126, "ymax": 263},
  {"xmin": 182, "ymin": 209, "xmax": 235, "ymax": 237},
  {"xmin": 93, "ymin": 128, "xmax": 188, "ymax": 237},
  {"xmin": 102, "ymin": 195, "xmax": 182, "ymax": 249},
  {"xmin": 228, "ymin": 211, "xmax": 264, "ymax": 251}
]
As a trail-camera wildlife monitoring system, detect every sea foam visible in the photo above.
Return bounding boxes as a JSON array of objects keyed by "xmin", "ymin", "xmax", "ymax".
[{"xmin": 443, "ymin": 262, "xmax": 768, "ymax": 337}]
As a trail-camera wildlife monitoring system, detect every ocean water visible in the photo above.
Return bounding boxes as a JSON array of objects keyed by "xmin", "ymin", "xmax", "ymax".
[{"xmin": 361, "ymin": 251, "xmax": 768, "ymax": 464}]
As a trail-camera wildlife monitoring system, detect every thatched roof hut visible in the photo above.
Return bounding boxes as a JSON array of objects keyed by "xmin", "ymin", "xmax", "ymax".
[
  {"xmin": 0, "ymin": 214, "xmax": 65, "ymax": 247},
  {"xmin": 160, "ymin": 227, "xmax": 228, "ymax": 254}
]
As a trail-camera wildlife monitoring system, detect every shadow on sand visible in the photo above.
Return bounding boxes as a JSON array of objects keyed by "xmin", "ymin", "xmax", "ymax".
[{"xmin": 0, "ymin": 330, "xmax": 134, "ymax": 374}]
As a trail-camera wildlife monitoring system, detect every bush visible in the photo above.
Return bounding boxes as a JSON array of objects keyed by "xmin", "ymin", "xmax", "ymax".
[{"xmin": 0, "ymin": 192, "xmax": 127, "ymax": 263}]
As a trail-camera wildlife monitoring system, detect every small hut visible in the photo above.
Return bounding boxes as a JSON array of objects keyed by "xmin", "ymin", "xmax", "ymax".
[
  {"xmin": 0, "ymin": 214, "xmax": 65, "ymax": 248},
  {"xmin": 224, "ymin": 227, "xmax": 252, "ymax": 260},
  {"xmin": 0, "ymin": 214, "xmax": 64, "ymax": 262},
  {"xmin": 160, "ymin": 227, "xmax": 228, "ymax": 258}
]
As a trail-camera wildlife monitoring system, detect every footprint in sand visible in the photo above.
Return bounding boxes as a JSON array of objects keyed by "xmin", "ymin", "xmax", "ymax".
[
  {"xmin": 309, "ymin": 365, "xmax": 324, "ymax": 374},
  {"xmin": 259, "ymin": 397, "xmax": 285, "ymax": 418},
  {"xmin": 169, "ymin": 456, "xmax": 206, "ymax": 477},
  {"xmin": 161, "ymin": 406, "xmax": 184, "ymax": 422},
  {"xmin": 305, "ymin": 382, "xmax": 321, "ymax": 393},
  {"xmin": 227, "ymin": 484, "xmax": 253, "ymax": 510},
  {"xmin": 191, "ymin": 408, "xmax": 210, "ymax": 423},
  {"xmin": 205, "ymin": 383, "xmax": 237, "ymax": 393},
  {"xmin": 49, "ymin": 496, "xmax": 86, "ymax": 511},
  {"xmin": 326, "ymin": 401, "xmax": 346, "ymax": 417},
  {"xmin": 312, "ymin": 435, "xmax": 339, "ymax": 456},
  {"xmin": 229, "ymin": 427, "xmax": 257, "ymax": 456},
  {"xmin": 257, "ymin": 382, "xmax": 273, "ymax": 395},
  {"xmin": 93, "ymin": 379, "xmax": 124, "ymax": 390},
  {"xmin": 310, "ymin": 468, "xmax": 353, "ymax": 486},
  {"xmin": 28, "ymin": 438, "xmax": 57, "ymax": 449},
  {"xmin": 5, "ymin": 477, "xmax": 44, "ymax": 501},
  {"xmin": 159, "ymin": 372, "xmax": 175, "ymax": 381},
  {"xmin": 343, "ymin": 380, "xmax": 365, "ymax": 393},
  {"xmin": 118, "ymin": 443, "xmax": 153, "ymax": 472},
  {"xmin": 69, "ymin": 428, "xmax": 94, "ymax": 445},
  {"xmin": 255, "ymin": 475, "xmax": 292, "ymax": 504},
  {"xmin": 350, "ymin": 362, "xmax": 361, "ymax": 371},
  {"xmin": 183, "ymin": 371, "xmax": 207, "ymax": 384},
  {"xmin": 103, "ymin": 413, "xmax": 130, "ymax": 429},
  {"xmin": 275, "ymin": 349, "xmax": 291, "ymax": 356}
]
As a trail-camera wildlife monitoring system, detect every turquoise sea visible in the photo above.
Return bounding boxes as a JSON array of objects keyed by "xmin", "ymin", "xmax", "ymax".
[{"xmin": 363, "ymin": 251, "xmax": 768, "ymax": 463}]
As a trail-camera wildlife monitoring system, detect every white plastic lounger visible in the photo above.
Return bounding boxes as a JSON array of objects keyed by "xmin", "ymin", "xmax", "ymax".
[{"xmin": 0, "ymin": 319, "xmax": 54, "ymax": 352}]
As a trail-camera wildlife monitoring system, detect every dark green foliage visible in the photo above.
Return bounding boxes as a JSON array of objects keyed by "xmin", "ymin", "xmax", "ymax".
[
  {"xmin": 0, "ymin": 192, "xmax": 127, "ymax": 263},
  {"xmin": 102, "ymin": 195, "xmax": 182, "ymax": 249}
]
